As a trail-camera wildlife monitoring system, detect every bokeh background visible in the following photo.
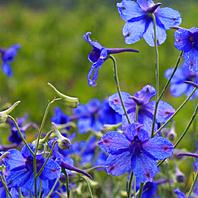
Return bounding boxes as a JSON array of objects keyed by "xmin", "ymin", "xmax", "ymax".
[{"xmin": 0, "ymin": 0, "xmax": 197, "ymax": 169}]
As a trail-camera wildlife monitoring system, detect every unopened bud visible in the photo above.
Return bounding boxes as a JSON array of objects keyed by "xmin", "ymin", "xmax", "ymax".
[
  {"xmin": 48, "ymin": 83, "xmax": 79, "ymax": 108},
  {"xmin": 175, "ymin": 166, "xmax": 185, "ymax": 183}
]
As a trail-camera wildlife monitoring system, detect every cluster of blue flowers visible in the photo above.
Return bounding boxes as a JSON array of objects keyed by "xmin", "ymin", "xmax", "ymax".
[{"xmin": 0, "ymin": 0, "xmax": 197, "ymax": 197}]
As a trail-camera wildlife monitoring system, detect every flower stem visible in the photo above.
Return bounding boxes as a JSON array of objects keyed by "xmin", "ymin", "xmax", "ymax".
[
  {"xmin": 46, "ymin": 177, "xmax": 60, "ymax": 198},
  {"xmin": 138, "ymin": 183, "xmax": 144, "ymax": 198},
  {"xmin": 151, "ymin": 51, "xmax": 183, "ymax": 137},
  {"xmin": 0, "ymin": 175, "xmax": 13, "ymax": 198},
  {"xmin": 127, "ymin": 172, "xmax": 133, "ymax": 198},
  {"xmin": 109, "ymin": 55, "xmax": 131, "ymax": 124},
  {"xmin": 154, "ymin": 88, "xmax": 197, "ymax": 136},
  {"xmin": 63, "ymin": 168, "xmax": 70, "ymax": 198},
  {"xmin": 187, "ymin": 172, "xmax": 198, "ymax": 198},
  {"xmin": 81, "ymin": 176, "xmax": 94, "ymax": 198}
]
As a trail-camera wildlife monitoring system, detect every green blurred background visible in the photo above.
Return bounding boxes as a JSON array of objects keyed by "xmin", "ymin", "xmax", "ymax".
[{"xmin": 0, "ymin": 0, "xmax": 197, "ymax": 151}]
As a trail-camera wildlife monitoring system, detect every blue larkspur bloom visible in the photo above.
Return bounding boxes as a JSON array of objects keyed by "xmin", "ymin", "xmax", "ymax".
[
  {"xmin": 51, "ymin": 107, "xmax": 70, "ymax": 125},
  {"xmin": 3, "ymin": 145, "xmax": 61, "ymax": 196},
  {"xmin": 175, "ymin": 27, "xmax": 198, "ymax": 71},
  {"xmin": 0, "ymin": 44, "xmax": 20, "ymax": 77},
  {"xmin": 165, "ymin": 64, "xmax": 198, "ymax": 99},
  {"xmin": 109, "ymin": 85, "xmax": 175, "ymax": 133},
  {"xmin": 83, "ymin": 32, "xmax": 138, "ymax": 86},
  {"xmin": 99, "ymin": 123, "xmax": 173, "ymax": 183},
  {"xmin": 74, "ymin": 99, "xmax": 121, "ymax": 134},
  {"xmin": 117, "ymin": 0, "xmax": 181, "ymax": 46}
]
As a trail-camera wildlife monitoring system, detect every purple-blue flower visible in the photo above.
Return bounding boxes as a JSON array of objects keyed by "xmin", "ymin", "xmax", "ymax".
[
  {"xmin": 174, "ymin": 27, "xmax": 198, "ymax": 71},
  {"xmin": 3, "ymin": 145, "xmax": 61, "ymax": 196},
  {"xmin": 165, "ymin": 64, "xmax": 198, "ymax": 99},
  {"xmin": 51, "ymin": 107, "xmax": 70, "ymax": 125},
  {"xmin": 83, "ymin": 32, "xmax": 138, "ymax": 86},
  {"xmin": 117, "ymin": 0, "xmax": 181, "ymax": 46},
  {"xmin": 0, "ymin": 44, "xmax": 20, "ymax": 77},
  {"xmin": 99, "ymin": 123, "xmax": 173, "ymax": 183},
  {"xmin": 109, "ymin": 85, "xmax": 175, "ymax": 133}
]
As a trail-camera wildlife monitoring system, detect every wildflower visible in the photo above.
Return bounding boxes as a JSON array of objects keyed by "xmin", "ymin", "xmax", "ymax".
[
  {"xmin": 174, "ymin": 188, "xmax": 186, "ymax": 198},
  {"xmin": 165, "ymin": 64, "xmax": 198, "ymax": 99},
  {"xmin": 83, "ymin": 32, "xmax": 138, "ymax": 86},
  {"xmin": 117, "ymin": 0, "xmax": 181, "ymax": 46},
  {"xmin": 174, "ymin": 27, "xmax": 198, "ymax": 71},
  {"xmin": 51, "ymin": 107, "xmax": 70, "ymax": 125},
  {"xmin": 99, "ymin": 123, "xmax": 173, "ymax": 183},
  {"xmin": 109, "ymin": 85, "xmax": 175, "ymax": 133},
  {"xmin": 0, "ymin": 44, "xmax": 20, "ymax": 77},
  {"xmin": 3, "ymin": 145, "xmax": 61, "ymax": 196}
]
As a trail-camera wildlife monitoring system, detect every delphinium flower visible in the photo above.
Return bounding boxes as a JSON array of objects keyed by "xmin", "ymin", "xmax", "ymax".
[
  {"xmin": 74, "ymin": 99, "xmax": 121, "ymax": 134},
  {"xmin": 174, "ymin": 27, "xmax": 198, "ymax": 71},
  {"xmin": 0, "ymin": 44, "xmax": 20, "ymax": 77},
  {"xmin": 83, "ymin": 32, "xmax": 139, "ymax": 86},
  {"xmin": 3, "ymin": 145, "xmax": 61, "ymax": 196},
  {"xmin": 98, "ymin": 123, "xmax": 173, "ymax": 183},
  {"xmin": 165, "ymin": 64, "xmax": 198, "ymax": 99},
  {"xmin": 51, "ymin": 107, "xmax": 70, "ymax": 125},
  {"xmin": 109, "ymin": 85, "xmax": 175, "ymax": 133},
  {"xmin": 117, "ymin": 0, "xmax": 181, "ymax": 46}
]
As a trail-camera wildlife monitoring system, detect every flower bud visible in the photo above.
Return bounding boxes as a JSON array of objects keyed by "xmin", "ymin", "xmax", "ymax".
[
  {"xmin": 48, "ymin": 82, "xmax": 79, "ymax": 108},
  {"xmin": 175, "ymin": 166, "xmax": 185, "ymax": 183}
]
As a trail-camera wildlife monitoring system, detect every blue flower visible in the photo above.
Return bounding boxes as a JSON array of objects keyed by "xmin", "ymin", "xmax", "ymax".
[
  {"xmin": 3, "ymin": 145, "xmax": 61, "ymax": 196},
  {"xmin": 83, "ymin": 32, "xmax": 138, "ymax": 86},
  {"xmin": 174, "ymin": 188, "xmax": 186, "ymax": 198},
  {"xmin": 99, "ymin": 123, "xmax": 173, "ymax": 183},
  {"xmin": 175, "ymin": 27, "xmax": 198, "ymax": 71},
  {"xmin": 165, "ymin": 64, "xmax": 198, "ymax": 99},
  {"xmin": 0, "ymin": 44, "xmax": 20, "ymax": 77},
  {"xmin": 117, "ymin": 0, "xmax": 181, "ymax": 46},
  {"xmin": 51, "ymin": 107, "xmax": 70, "ymax": 125},
  {"xmin": 109, "ymin": 85, "xmax": 175, "ymax": 133}
]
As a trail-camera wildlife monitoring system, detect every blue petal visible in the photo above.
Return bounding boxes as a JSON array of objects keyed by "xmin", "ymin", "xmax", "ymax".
[
  {"xmin": 106, "ymin": 152, "xmax": 131, "ymax": 176},
  {"xmin": 109, "ymin": 92, "xmax": 135, "ymax": 115},
  {"xmin": 99, "ymin": 131, "xmax": 130, "ymax": 154},
  {"xmin": 134, "ymin": 85, "xmax": 156, "ymax": 105},
  {"xmin": 83, "ymin": 32, "xmax": 103, "ymax": 50},
  {"xmin": 170, "ymin": 83, "xmax": 188, "ymax": 97},
  {"xmin": 156, "ymin": 101, "xmax": 175, "ymax": 123},
  {"xmin": 174, "ymin": 188, "xmax": 187, "ymax": 198},
  {"xmin": 174, "ymin": 28, "xmax": 192, "ymax": 52},
  {"xmin": 165, "ymin": 67, "xmax": 185, "ymax": 84},
  {"xmin": 183, "ymin": 49, "xmax": 198, "ymax": 72},
  {"xmin": 87, "ymin": 99, "xmax": 101, "ymax": 114},
  {"xmin": 157, "ymin": 7, "xmax": 182, "ymax": 30},
  {"xmin": 2, "ymin": 44, "xmax": 20, "ymax": 62},
  {"xmin": 132, "ymin": 152, "xmax": 158, "ymax": 183},
  {"xmin": 41, "ymin": 158, "xmax": 61, "ymax": 180},
  {"xmin": 137, "ymin": 0, "xmax": 155, "ymax": 10},
  {"xmin": 123, "ymin": 20, "xmax": 146, "ymax": 44},
  {"xmin": 2, "ymin": 63, "xmax": 12, "ymax": 77},
  {"xmin": 143, "ymin": 137, "xmax": 173, "ymax": 160},
  {"xmin": 4, "ymin": 149, "xmax": 25, "ymax": 170},
  {"xmin": 77, "ymin": 118, "xmax": 92, "ymax": 133},
  {"xmin": 143, "ymin": 21, "xmax": 167, "ymax": 46},
  {"xmin": 117, "ymin": 0, "xmax": 145, "ymax": 21}
]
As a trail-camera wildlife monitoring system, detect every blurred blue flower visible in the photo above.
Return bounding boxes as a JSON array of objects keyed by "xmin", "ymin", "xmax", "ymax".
[
  {"xmin": 175, "ymin": 27, "xmax": 198, "ymax": 71},
  {"xmin": 4, "ymin": 145, "xmax": 61, "ymax": 196},
  {"xmin": 109, "ymin": 85, "xmax": 175, "ymax": 133},
  {"xmin": 0, "ymin": 44, "xmax": 20, "ymax": 77},
  {"xmin": 165, "ymin": 64, "xmax": 198, "ymax": 99},
  {"xmin": 117, "ymin": 0, "xmax": 181, "ymax": 46},
  {"xmin": 83, "ymin": 32, "xmax": 138, "ymax": 86},
  {"xmin": 174, "ymin": 188, "xmax": 186, "ymax": 198},
  {"xmin": 99, "ymin": 123, "xmax": 173, "ymax": 183},
  {"xmin": 74, "ymin": 99, "xmax": 121, "ymax": 134},
  {"xmin": 51, "ymin": 107, "xmax": 70, "ymax": 125}
]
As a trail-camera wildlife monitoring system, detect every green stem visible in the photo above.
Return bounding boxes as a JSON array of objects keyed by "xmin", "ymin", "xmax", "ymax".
[
  {"xmin": 127, "ymin": 172, "xmax": 133, "ymax": 198},
  {"xmin": 137, "ymin": 183, "xmax": 144, "ymax": 198},
  {"xmin": 109, "ymin": 55, "xmax": 131, "ymax": 124},
  {"xmin": 151, "ymin": 51, "xmax": 183, "ymax": 137},
  {"xmin": 33, "ymin": 97, "xmax": 61, "ymax": 197},
  {"xmin": 0, "ymin": 175, "xmax": 13, "ymax": 198},
  {"xmin": 7, "ymin": 115, "xmax": 34, "ymax": 155},
  {"xmin": 158, "ymin": 103, "xmax": 198, "ymax": 167},
  {"xmin": 154, "ymin": 88, "xmax": 197, "ymax": 136},
  {"xmin": 63, "ymin": 168, "xmax": 70, "ymax": 198},
  {"xmin": 187, "ymin": 172, "xmax": 198, "ymax": 198},
  {"xmin": 46, "ymin": 177, "xmax": 60, "ymax": 198},
  {"xmin": 81, "ymin": 176, "xmax": 94, "ymax": 198}
]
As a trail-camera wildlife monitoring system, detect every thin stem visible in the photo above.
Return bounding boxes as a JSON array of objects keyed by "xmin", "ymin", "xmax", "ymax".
[
  {"xmin": 174, "ymin": 103, "xmax": 198, "ymax": 148},
  {"xmin": 134, "ymin": 176, "xmax": 136, "ymax": 198},
  {"xmin": 7, "ymin": 115, "xmax": 34, "ymax": 155},
  {"xmin": 0, "ymin": 175, "xmax": 13, "ymax": 198},
  {"xmin": 157, "ymin": 103, "xmax": 198, "ymax": 167},
  {"xmin": 151, "ymin": 51, "xmax": 183, "ymax": 137},
  {"xmin": 138, "ymin": 183, "xmax": 144, "ymax": 198},
  {"xmin": 63, "ymin": 168, "xmax": 70, "ymax": 198},
  {"xmin": 109, "ymin": 55, "xmax": 131, "ymax": 124},
  {"xmin": 127, "ymin": 172, "xmax": 133, "ymax": 198},
  {"xmin": 154, "ymin": 88, "xmax": 197, "ymax": 136},
  {"xmin": 33, "ymin": 97, "xmax": 61, "ymax": 197},
  {"xmin": 187, "ymin": 172, "xmax": 198, "ymax": 198},
  {"xmin": 81, "ymin": 176, "xmax": 94, "ymax": 198},
  {"xmin": 46, "ymin": 177, "xmax": 59, "ymax": 198}
]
